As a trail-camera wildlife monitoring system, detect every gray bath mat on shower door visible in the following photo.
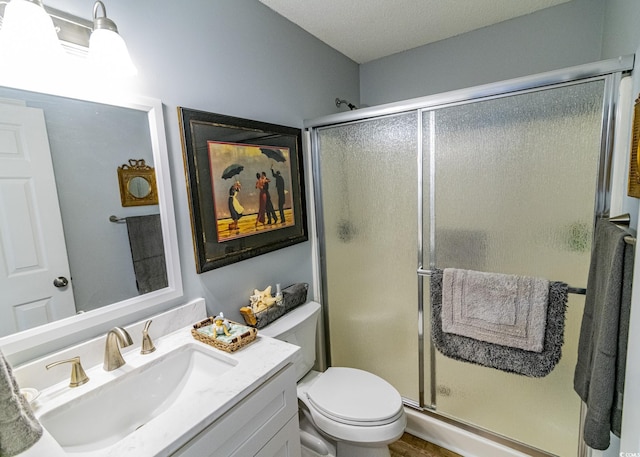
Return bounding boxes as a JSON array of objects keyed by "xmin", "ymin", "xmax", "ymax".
[{"xmin": 430, "ymin": 269, "xmax": 569, "ymax": 377}]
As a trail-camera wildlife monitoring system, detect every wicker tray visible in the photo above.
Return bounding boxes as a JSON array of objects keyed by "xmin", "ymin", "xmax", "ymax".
[{"xmin": 191, "ymin": 317, "xmax": 257, "ymax": 352}]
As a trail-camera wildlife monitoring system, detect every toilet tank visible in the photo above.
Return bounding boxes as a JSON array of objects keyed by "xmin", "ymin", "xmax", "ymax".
[{"xmin": 260, "ymin": 301, "xmax": 321, "ymax": 381}]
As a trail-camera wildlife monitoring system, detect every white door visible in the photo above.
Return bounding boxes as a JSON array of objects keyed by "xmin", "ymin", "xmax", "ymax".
[{"xmin": 0, "ymin": 102, "xmax": 75, "ymax": 337}]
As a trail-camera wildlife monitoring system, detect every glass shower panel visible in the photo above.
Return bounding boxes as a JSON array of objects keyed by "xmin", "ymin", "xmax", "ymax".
[
  {"xmin": 317, "ymin": 113, "xmax": 419, "ymax": 403},
  {"xmin": 423, "ymin": 80, "xmax": 605, "ymax": 456}
]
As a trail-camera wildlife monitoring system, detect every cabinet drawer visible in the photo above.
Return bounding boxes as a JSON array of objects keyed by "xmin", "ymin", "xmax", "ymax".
[{"xmin": 173, "ymin": 364, "xmax": 298, "ymax": 457}]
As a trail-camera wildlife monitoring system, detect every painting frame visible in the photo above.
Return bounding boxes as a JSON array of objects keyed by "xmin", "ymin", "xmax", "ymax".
[{"xmin": 178, "ymin": 107, "xmax": 308, "ymax": 273}]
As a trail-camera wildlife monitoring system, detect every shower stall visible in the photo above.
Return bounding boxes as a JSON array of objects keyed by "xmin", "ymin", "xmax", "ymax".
[{"xmin": 306, "ymin": 57, "xmax": 633, "ymax": 456}]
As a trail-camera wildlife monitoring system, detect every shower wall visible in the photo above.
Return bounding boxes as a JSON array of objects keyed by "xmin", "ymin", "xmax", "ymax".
[{"xmin": 313, "ymin": 74, "xmax": 615, "ymax": 456}]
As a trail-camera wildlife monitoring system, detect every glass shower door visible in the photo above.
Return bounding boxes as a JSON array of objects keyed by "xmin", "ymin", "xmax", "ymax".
[
  {"xmin": 316, "ymin": 113, "xmax": 420, "ymax": 404},
  {"xmin": 423, "ymin": 80, "xmax": 605, "ymax": 456}
]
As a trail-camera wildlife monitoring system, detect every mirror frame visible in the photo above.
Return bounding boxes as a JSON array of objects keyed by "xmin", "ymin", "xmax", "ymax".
[{"xmin": 0, "ymin": 78, "xmax": 183, "ymax": 358}]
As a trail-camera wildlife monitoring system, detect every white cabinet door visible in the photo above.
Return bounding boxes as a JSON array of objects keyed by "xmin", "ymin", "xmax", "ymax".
[
  {"xmin": 255, "ymin": 416, "xmax": 301, "ymax": 457},
  {"xmin": 0, "ymin": 102, "xmax": 75, "ymax": 336},
  {"xmin": 173, "ymin": 365, "xmax": 299, "ymax": 457}
]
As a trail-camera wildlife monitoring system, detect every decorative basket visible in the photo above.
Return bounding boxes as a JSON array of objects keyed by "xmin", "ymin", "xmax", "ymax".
[
  {"xmin": 191, "ymin": 317, "xmax": 257, "ymax": 352},
  {"xmin": 240, "ymin": 283, "xmax": 309, "ymax": 329}
]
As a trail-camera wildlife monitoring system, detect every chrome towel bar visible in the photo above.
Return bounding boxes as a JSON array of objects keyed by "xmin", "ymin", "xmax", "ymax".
[
  {"xmin": 417, "ymin": 214, "xmax": 636, "ymax": 297},
  {"xmin": 418, "ymin": 269, "xmax": 587, "ymax": 295}
]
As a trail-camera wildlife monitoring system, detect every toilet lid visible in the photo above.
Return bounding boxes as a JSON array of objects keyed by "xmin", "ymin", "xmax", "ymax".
[{"xmin": 306, "ymin": 367, "xmax": 403, "ymax": 425}]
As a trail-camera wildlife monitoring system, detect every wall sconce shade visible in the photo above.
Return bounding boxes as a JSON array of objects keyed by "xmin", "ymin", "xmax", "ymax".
[
  {"xmin": 0, "ymin": 0, "xmax": 136, "ymax": 79},
  {"xmin": 0, "ymin": 0, "xmax": 66, "ymax": 69},
  {"xmin": 88, "ymin": 1, "xmax": 137, "ymax": 76}
]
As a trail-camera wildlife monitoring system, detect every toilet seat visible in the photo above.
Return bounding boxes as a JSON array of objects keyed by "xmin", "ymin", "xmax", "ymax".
[{"xmin": 305, "ymin": 367, "xmax": 404, "ymax": 426}]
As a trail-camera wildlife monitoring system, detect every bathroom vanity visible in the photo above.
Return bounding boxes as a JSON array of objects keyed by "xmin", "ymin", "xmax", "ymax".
[{"xmin": 13, "ymin": 300, "xmax": 302, "ymax": 457}]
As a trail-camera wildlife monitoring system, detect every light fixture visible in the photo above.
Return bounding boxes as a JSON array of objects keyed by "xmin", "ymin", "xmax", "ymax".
[
  {"xmin": 0, "ymin": 0, "xmax": 66, "ymax": 70},
  {"xmin": 0, "ymin": 0, "xmax": 136, "ymax": 81},
  {"xmin": 88, "ymin": 1, "xmax": 137, "ymax": 77}
]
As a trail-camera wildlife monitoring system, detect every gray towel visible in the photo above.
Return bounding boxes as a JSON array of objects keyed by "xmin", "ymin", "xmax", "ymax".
[
  {"xmin": 126, "ymin": 214, "xmax": 168, "ymax": 294},
  {"xmin": 442, "ymin": 268, "xmax": 549, "ymax": 352},
  {"xmin": 431, "ymin": 269, "xmax": 568, "ymax": 377},
  {"xmin": 611, "ymin": 241, "xmax": 634, "ymax": 436},
  {"xmin": 0, "ymin": 350, "xmax": 43, "ymax": 456},
  {"xmin": 574, "ymin": 219, "xmax": 633, "ymax": 450}
]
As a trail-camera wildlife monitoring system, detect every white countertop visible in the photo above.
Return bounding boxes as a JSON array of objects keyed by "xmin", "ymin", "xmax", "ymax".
[{"xmin": 16, "ymin": 302, "xmax": 299, "ymax": 457}]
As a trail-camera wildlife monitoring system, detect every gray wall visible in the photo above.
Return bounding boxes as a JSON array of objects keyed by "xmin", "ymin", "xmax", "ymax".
[
  {"xmin": 360, "ymin": 0, "xmax": 605, "ymax": 106},
  {"xmin": 602, "ymin": 0, "xmax": 640, "ymax": 59},
  {"xmin": 43, "ymin": 0, "xmax": 360, "ymax": 322}
]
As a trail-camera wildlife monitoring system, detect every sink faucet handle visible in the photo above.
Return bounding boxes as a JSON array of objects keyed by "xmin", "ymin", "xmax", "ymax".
[
  {"xmin": 45, "ymin": 356, "xmax": 90, "ymax": 388},
  {"xmin": 141, "ymin": 319, "xmax": 156, "ymax": 355}
]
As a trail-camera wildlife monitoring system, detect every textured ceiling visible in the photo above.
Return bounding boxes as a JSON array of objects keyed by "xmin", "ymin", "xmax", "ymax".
[{"xmin": 259, "ymin": 0, "xmax": 572, "ymax": 63}]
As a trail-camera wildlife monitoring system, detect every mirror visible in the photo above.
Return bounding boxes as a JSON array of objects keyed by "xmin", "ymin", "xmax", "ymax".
[
  {"xmin": 129, "ymin": 176, "xmax": 152, "ymax": 198},
  {"xmin": 0, "ymin": 81, "xmax": 182, "ymax": 357},
  {"xmin": 118, "ymin": 159, "xmax": 159, "ymax": 206}
]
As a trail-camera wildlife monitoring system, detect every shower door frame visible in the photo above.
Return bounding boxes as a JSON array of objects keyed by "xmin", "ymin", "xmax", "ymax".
[{"xmin": 306, "ymin": 55, "xmax": 634, "ymax": 455}]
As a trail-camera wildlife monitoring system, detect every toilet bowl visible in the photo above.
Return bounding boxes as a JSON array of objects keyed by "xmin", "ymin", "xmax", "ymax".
[
  {"xmin": 299, "ymin": 368, "xmax": 406, "ymax": 456},
  {"xmin": 260, "ymin": 300, "xmax": 406, "ymax": 457}
]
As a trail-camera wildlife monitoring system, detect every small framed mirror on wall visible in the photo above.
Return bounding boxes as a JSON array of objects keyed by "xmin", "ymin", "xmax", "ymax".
[{"xmin": 118, "ymin": 159, "xmax": 159, "ymax": 206}]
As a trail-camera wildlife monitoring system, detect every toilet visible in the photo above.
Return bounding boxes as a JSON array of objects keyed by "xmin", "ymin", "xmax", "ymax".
[{"xmin": 260, "ymin": 300, "xmax": 407, "ymax": 457}]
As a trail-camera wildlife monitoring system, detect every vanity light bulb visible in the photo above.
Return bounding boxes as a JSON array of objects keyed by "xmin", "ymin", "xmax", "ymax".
[
  {"xmin": 0, "ymin": 0, "xmax": 66, "ymax": 74},
  {"xmin": 88, "ymin": 28, "xmax": 137, "ymax": 77}
]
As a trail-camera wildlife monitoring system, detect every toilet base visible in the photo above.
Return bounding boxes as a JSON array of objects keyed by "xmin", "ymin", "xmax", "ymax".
[
  {"xmin": 299, "ymin": 411, "xmax": 392, "ymax": 457},
  {"xmin": 300, "ymin": 413, "xmax": 336, "ymax": 457}
]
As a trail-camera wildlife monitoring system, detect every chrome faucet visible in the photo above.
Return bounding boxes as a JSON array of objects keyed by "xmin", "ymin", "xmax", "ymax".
[{"xmin": 103, "ymin": 327, "xmax": 133, "ymax": 371}]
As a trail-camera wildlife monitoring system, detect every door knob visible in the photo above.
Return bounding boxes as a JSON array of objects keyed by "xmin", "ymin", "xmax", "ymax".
[{"xmin": 53, "ymin": 276, "xmax": 69, "ymax": 288}]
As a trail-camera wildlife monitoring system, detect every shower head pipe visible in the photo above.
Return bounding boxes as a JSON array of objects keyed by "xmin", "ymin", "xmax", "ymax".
[{"xmin": 335, "ymin": 98, "xmax": 358, "ymax": 110}]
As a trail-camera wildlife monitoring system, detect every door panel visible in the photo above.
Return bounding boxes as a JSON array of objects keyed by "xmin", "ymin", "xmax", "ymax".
[
  {"xmin": 0, "ymin": 103, "xmax": 75, "ymax": 335},
  {"xmin": 423, "ymin": 80, "xmax": 605, "ymax": 456},
  {"xmin": 317, "ymin": 113, "xmax": 420, "ymax": 403}
]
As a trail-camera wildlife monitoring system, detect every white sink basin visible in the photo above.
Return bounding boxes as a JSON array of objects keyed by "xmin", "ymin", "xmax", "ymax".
[{"xmin": 39, "ymin": 343, "xmax": 237, "ymax": 453}]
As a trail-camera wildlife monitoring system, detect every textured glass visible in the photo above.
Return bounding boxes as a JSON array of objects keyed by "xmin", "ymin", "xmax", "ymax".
[
  {"xmin": 317, "ymin": 113, "xmax": 419, "ymax": 402},
  {"xmin": 423, "ymin": 80, "xmax": 604, "ymax": 456},
  {"xmin": 315, "ymin": 78, "xmax": 606, "ymax": 456}
]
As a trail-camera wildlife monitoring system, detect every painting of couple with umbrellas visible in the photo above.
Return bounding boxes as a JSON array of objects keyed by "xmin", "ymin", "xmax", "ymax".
[{"xmin": 209, "ymin": 140, "xmax": 295, "ymax": 241}]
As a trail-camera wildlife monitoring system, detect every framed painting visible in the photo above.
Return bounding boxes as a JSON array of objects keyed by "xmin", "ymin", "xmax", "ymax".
[
  {"xmin": 178, "ymin": 108, "xmax": 308, "ymax": 272},
  {"xmin": 629, "ymin": 94, "xmax": 640, "ymax": 198}
]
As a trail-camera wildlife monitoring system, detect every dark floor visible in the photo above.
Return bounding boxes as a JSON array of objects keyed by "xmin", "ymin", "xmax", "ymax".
[{"xmin": 389, "ymin": 433, "xmax": 463, "ymax": 457}]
